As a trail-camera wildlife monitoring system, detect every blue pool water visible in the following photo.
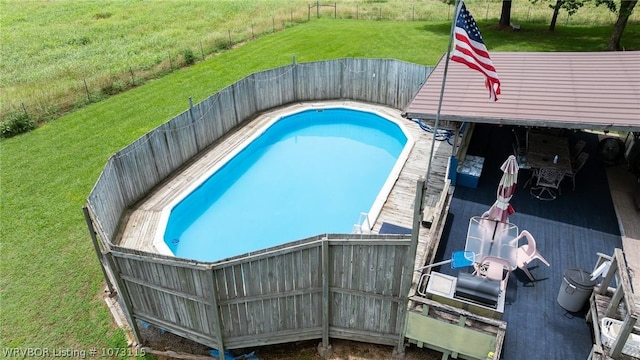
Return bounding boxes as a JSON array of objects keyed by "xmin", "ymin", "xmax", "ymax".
[{"xmin": 163, "ymin": 108, "xmax": 409, "ymax": 262}]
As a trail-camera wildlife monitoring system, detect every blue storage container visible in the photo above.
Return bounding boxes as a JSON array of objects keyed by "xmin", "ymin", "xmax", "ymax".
[{"xmin": 457, "ymin": 155, "xmax": 485, "ymax": 188}]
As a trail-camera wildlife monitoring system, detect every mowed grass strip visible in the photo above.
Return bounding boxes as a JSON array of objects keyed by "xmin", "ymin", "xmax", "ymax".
[
  {"xmin": 1, "ymin": 18, "xmax": 639, "ymax": 352},
  {"xmin": 0, "ymin": 0, "xmax": 309, "ymax": 122}
]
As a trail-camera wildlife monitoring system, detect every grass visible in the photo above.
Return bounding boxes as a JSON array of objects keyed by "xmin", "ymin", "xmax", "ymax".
[
  {"xmin": 1, "ymin": 11, "xmax": 640, "ymax": 358},
  {"xmin": 1, "ymin": 0, "xmax": 637, "ymax": 128}
]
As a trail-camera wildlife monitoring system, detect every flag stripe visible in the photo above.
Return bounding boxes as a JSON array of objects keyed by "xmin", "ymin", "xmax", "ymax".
[
  {"xmin": 450, "ymin": 2, "xmax": 501, "ymax": 101},
  {"xmin": 452, "ymin": 32, "xmax": 498, "ymax": 76},
  {"xmin": 453, "ymin": 30, "xmax": 493, "ymax": 64},
  {"xmin": 451, "ymin": 51, "xmax": 498, "ymax": 81}
]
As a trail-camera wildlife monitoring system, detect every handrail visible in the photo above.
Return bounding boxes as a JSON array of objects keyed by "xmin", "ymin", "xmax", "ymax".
[{"xmin": 609, "ymin": 249, "xmax": 637, "ymax": 317}]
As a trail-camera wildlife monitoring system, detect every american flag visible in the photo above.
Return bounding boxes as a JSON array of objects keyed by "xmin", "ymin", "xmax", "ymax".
[{"xmin": 451, "ymin": 2, "xmax": 501, "ymax": 101}]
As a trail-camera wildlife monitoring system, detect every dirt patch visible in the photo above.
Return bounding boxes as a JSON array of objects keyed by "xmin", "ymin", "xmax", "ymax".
[
  {"xmin": 139, "ymin": 321, "xmax": 441, "ymax": 360},
  {"xmin": 252, "ymin": 339, "xmax": 441, "ymax": 360}
]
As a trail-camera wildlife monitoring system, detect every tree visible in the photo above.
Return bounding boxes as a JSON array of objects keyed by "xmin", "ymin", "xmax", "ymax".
[
  {"xmin": 533, "ymin": 0, "xmax": 637, "ymax": 45},
  {"xmin": 549, "ymin": 0, "xmax": 586, "ymax": 30},
  {"xmin": 597, "ymin": 0, "xmax": 639, "ymax": 50},
  {"xmin": 530, "ymin": 0, "xmax": 587, "ymax": 31},
  {"xmin": 499, "ymin": 0, "xmax": 513, "ymax": 28},
  {"xmin": 549, "ymin": 0, "xmax": 564, "ymax": 30}
]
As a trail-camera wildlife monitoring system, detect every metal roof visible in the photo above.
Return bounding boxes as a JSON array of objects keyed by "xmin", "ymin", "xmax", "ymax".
[{"xmin": 403, "ymin": 51, "xmax": 640, "ymax": 132}]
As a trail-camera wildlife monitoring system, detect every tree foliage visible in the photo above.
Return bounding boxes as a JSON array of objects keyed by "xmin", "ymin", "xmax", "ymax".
[
  {"xmin": 524, "ymin": 0, "xmax": 637, "ymax": 49},
  {"xmin": 597, "ymin": 0, "xmax": 639, "ymax": 50},
  {"xmin": 594, "ymin": 0, "xmax": 618, "ymax": 11},
  {"xmin": 529, "ymin": 0, "xmax": 587, "ymax": 31}
]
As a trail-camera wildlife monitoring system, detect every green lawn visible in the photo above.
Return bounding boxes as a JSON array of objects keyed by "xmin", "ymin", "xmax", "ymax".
[
  {"xmin": 1, "ymin": 17, "xmax": 639, "ymax": 354},
  {"xmin": 2, "ymin": 0, "xmax": 637, "ymax": 126}
]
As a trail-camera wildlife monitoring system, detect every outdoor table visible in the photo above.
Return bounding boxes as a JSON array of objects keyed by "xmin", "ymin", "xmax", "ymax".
[
  {"xmin": 464, "ymin": 216, "xmax": 519, "ymax": 270},
  {"xmin": 526, "ymin": 132, "xmax": 572, "ymax": 174}
]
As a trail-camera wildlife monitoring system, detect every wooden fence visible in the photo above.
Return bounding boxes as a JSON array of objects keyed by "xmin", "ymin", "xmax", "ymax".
[
  {"xmin": 87, "ymin": 58, "xmax": 430, "ymax": 245},
  {"xmin": 100, "ymin": 234, "xmax": 412, "ymax": 352},
  {"xmin": 85, "ymin": 58, "xmax": 432, "ymax": 353}
]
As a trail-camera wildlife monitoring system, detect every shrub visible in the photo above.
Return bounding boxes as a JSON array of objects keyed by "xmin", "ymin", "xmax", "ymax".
[
  {"xmin": 101, "ymin": 79, "xmax": 127, "ymax": 96},
  {"xmin": 213, "ymin": 37, "xmax": 233, "ymax": 51},
  {"xmin": 182, "ymin": 49, "xmax": 196, "ymax": 65},
  {"xmin": 67, "ymin": 36, "xmax": 91, "ymax": 46},
  {"xmin": 94, "ymin": 12, "xmax": 113, "ymax": 19},
  {"xmin": 1, "ymin": 112, "xmax": 35, "ymax": 138}
]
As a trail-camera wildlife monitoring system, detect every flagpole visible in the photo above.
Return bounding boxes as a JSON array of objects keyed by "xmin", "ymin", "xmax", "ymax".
[{"xmin": 422, "ymin": 0, "xmax": 463, "ymax": 203}]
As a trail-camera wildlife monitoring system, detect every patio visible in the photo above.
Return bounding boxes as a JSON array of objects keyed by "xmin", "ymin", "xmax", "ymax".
[
  {"xmin": 434, "ymin": 124, "xmax": 627, "ymax": 359},
  {"xmin": 401, "ymin": 51, "xmax": 640, "ymax": 359}
]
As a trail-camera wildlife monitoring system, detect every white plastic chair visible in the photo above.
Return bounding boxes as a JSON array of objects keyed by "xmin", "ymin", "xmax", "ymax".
[
  {"xmin": 514, "ymin": 230, "xmax": 550, "ymax": 281},
  {"xmin": 473, "ymin": 256, "xmax": 512, "ymax": 291},
  {"xmin": 600, "ymin": 317, "xmax": 640, "ymax": 357}
]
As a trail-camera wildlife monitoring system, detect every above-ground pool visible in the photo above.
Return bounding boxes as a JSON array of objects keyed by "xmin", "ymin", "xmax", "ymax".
[{"xmin": 157, "ymin": 107, "xmax": 412, "ymax": 262}]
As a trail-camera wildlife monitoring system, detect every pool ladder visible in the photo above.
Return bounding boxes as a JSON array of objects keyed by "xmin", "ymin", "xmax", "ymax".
[{"xmin": 352, "ymin": 212, "xmax": 371, "ymax": 234}]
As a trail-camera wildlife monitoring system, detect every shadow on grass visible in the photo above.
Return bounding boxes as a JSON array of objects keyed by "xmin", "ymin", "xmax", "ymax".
[{"xmin": 418, "ymin": 22, "xmax": 640, "ymax": 51}]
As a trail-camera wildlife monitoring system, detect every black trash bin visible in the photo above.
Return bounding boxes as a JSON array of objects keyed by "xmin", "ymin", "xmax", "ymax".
[{"xmin": 557, "ymin": 269, "xmax": 597, "ymax": 312}]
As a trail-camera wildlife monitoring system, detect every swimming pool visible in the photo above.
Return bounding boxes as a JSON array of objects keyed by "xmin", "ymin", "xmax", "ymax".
[{"xmin": 155, "ymin": 107, "xmax": 413, "ymax": 262}]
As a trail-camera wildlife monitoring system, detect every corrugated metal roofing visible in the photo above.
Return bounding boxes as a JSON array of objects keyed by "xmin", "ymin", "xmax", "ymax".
[{"xmin": 403, "ymin": 51, "xmax": 640, "ymax": 131}]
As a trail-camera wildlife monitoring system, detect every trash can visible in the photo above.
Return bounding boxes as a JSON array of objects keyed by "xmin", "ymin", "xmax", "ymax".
[{"xmin": 557, "ymin": 269, "xmax": 597, "ymax": 312}]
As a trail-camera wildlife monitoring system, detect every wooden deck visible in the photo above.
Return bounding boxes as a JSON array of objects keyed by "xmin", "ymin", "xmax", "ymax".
[
  {"xmin": 116, "ymin": 100, "xmax": 453, "ymax": 269},
  {"xmin": 116, "ymin": 103, "xmax": 278, "ymax": 253},
  {"xmin": 430, "ymin": 124, "xmax": 639, "ymax": 360}
]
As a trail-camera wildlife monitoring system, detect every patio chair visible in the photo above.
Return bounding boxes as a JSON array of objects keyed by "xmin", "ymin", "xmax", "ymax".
[
  {"xmin": 512, "ymin": 128, "xmax": 527, "ymax": 156},
  {"xmin": 565, "ymin": 152, "xmax": 589, "ymax": 191},
  {"xmin": 530, "ymin": 167, "xmax": 565, "ymax": 200},
  {"xmin": 512, "ymin": 143, "xmax": 531, "ymax": 171},
  {"xmin": 514, "ymin": 230, "xmax": 550, "ymax": 281},
  {"xmin": 473, "ymin": 256, "xmax": 512, "ymax": 291},
  {"xmin": 523, "ymin": 167, "xmax": 539, "ymax": 188},
  {"xmin": 571, "ymin": 140, "xmax": 586, "ymax": 162}
]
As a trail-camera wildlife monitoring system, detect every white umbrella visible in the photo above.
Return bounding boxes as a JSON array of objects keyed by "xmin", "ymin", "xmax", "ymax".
[{"xmin": 483, "ymin": 155, "xmax": 519, "ymax": 222}]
